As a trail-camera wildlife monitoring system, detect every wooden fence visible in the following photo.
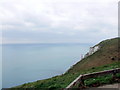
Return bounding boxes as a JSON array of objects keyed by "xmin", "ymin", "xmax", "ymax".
[{"xmin": 65, "ymin": 68, "xmax": 120, "ymax": 89}]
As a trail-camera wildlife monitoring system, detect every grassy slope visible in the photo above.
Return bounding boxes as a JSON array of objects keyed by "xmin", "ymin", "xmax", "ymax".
[
  {"xmin": 67, "ymin": 37, "xmax": 119, "ymax": 73},
  {"xmin": 13, "ymin": 37, "xmax": 120, "ymax": 89}
]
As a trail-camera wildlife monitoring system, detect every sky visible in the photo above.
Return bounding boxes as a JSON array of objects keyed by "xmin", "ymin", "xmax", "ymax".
[{"xmin": 0, "ymin": 0, "xmax": 119, "ymax": 44}]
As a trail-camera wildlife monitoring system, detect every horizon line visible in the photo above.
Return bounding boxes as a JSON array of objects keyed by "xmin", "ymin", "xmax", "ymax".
[{"xmin": 1, "ymin": 42, "xmax": 93, "ymax": 45}]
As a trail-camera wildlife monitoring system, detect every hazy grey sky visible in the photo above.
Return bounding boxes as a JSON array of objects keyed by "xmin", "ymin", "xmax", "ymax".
[{"xmin": 0, "ymin": 0, "xmax": 118, "ymax": 44}]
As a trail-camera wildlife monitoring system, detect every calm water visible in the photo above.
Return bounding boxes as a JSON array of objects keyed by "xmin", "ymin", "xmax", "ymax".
[{"xmin": 2, "ymin": 43, "xmax": 91, "ymax": 88}]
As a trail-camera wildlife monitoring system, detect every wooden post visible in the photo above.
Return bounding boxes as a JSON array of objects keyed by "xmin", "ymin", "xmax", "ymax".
[
  {"xmin": 112, "ymin": 70, "xmax": 117, "ymax": 81},
  {"xmin": 78, "ymin": 75, "xmax": 85, "ymax": 88},
  {"xmin": 65, "ymin": 68, "xmax": 120, "ymax": 89}
]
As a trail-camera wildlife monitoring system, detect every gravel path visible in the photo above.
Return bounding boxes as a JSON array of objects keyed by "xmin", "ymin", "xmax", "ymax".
[
  {"xmin": 98, "ymin": 83, "xmax": 120, "ymax": 88},
  {"xmin": 86, "ymin": 83, "xmax": 120, "ymax": 90}
]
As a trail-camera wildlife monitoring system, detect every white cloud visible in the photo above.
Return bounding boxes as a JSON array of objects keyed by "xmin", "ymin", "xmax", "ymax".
[{"xmin": 0, "ymin": 0, "xmax": 118, "ymax": 43}]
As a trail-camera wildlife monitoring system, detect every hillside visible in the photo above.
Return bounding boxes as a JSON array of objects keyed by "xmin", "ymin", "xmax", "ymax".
[
  {"xmin": 67, "ymin": 37, "xmax": 120, "ymax": 73},
  {"xmin": 11, "ymin": 37, "xmax": 120, "ymax": 89}
]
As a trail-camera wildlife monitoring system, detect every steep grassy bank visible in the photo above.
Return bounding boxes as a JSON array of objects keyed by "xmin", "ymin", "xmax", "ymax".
[{"xmin": 12, "ymin": 37, "xmax": 120, "ymax": 89}]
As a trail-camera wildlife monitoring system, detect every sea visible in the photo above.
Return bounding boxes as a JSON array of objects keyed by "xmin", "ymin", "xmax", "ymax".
[{"xmin": 1, "ymin": 43, "xmax": 92, "ymax": 88}]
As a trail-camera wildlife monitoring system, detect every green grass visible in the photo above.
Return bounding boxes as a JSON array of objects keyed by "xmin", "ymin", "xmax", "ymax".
[
  {"xmin": 85, "ymin": 73, "xmax": 120, "ymax": 87},
  {"xmin": 12, "ymin": 62, "xmax": 120, "ymax": 89},
  {"xmin": 78, "ymin": 62, "xmax": 120, "ymax": 74}
]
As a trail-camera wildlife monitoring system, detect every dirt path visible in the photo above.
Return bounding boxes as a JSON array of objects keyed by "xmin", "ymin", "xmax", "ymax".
[
  {"xmin": 86, "ymin": 83, "xmax": 120, "ymax": 90},
  {"xmin": 98, "ymin": 83, "xmax": 120, "ymax": 88}
]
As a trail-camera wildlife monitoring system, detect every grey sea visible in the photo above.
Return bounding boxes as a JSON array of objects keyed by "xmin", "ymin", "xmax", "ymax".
[{"xmin": 2, "ymin": 43, "xmax": 91, "ymax": 88}]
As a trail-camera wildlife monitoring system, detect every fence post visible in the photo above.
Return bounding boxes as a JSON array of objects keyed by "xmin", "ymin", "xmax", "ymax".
[
  {"xmin": 112, "ymin": 69, "xmax": 117, "ymax": 81},
  {"xmin": 65, "ymin": 68, "xmax": 120, "ymax": 89},
  {"xmin": 78, "ymin": 75, "xmax": 85, "ymax": 88}
]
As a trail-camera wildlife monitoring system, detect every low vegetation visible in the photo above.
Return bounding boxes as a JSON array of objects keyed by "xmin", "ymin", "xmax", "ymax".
[{"xmin": 85, "ymin": 73, "xmax": 120, "ymax": 87}]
